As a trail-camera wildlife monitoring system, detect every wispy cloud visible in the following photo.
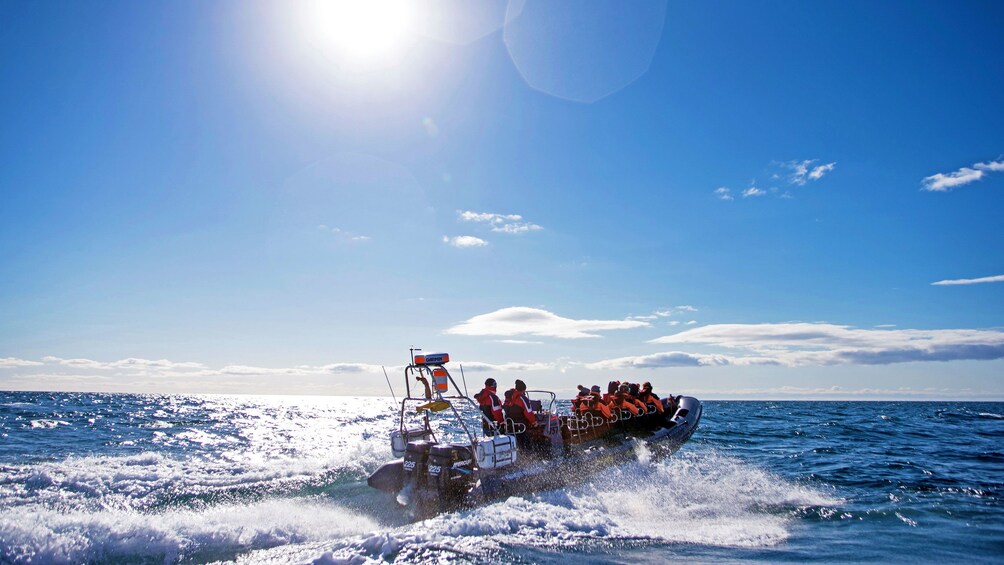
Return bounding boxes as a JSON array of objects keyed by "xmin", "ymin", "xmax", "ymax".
[
  {"xmin": 443, "ymin": 235, "xmax": 488, "ymax": 248},
  {"xmin": 446, "ymin": 307, "xmax": 649, "ymax": 339},
  {"xmin": 629, "ymin": 305, "xmax": 697, "ymax": 321},
  {"xmin": 458, "ymin": 361, "xmax": 553, "ymax": 372},
  {"xmin": 650, "ymin": 322, "xmax": 1004, "ymax": 366},
  {"xmin": 716, "ymin": 159, "xmax": 834, "ymax": 203},
  {"xmin": 922, "ymin": 157, "xmax": 1004, "ymax": 191},
  {"xmin": 680, "ymin": 385, "xmax": 999, "ymax": 400},
  {"xmin": 932, "ymin": 274, "xmax": 1004, "ymax": 286},
  {"xmin": 585, "ymin": 351, "xmax": 779, "ymax": 370},
  {"xmin": 786, "ymin": 159, "xmax": 837, "ymax": 185},
  {"xmin": 458, "ymin": 211, "xmax": 542, "ymax": 234},
  {"xmin": 0, "ymin": 357, "xmax": 43, "ymax": 368},
  {"xmin": 318, "ymin": 225, "xmax": 371, "ymax": 242}
]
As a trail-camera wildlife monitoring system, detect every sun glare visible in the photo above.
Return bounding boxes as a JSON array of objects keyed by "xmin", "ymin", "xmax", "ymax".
[{"xmin": 305, "ymin": 0, "xmax": 415, "ymax": 70}]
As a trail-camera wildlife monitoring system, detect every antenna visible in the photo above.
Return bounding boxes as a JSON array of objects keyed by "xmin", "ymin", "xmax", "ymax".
[
  {"xmin": 410, "ymin": 346, "xmax": 422, "ymax": 365},
  {"xmin": 382, "ymin": 366, "xmax": 397, "ymax": 405},
  {"xmin": 459, "ymin": 363, "xmax": 469, "ymax": 398}
]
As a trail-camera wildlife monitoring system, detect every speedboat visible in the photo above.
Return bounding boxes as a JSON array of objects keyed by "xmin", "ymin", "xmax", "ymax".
[{"xmin": 367, "ymin": 351, "xmax": 702, "ymax": 517}]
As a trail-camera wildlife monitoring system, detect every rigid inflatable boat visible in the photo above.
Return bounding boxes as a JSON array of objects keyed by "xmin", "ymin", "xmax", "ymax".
[{"xmin": 368, "ymin": 351, "xmax": 702, "ymax": 517}]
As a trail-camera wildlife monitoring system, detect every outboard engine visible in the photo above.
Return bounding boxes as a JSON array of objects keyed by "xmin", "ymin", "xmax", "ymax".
[
  {"xmin": 427, "ymin": 444, "xmax": 474, "ymax": 504},
  {"xmin": 403, "ymin": 440, "xmax": 435, "ymax": 491}
]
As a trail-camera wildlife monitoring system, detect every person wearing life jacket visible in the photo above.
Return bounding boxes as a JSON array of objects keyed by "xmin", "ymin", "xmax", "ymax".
[
  {"xmin": 603, "ymin": 381, "xmax": 620, "ymax": 405},
  {"xmin": 572, "ymin": 385, "xmax": 590, "ymax": 411},
  {"xmin": 504, "ymin": 379, "xmax": 537, "ymax": 428},
  {"xmin": 473, "ymin": 378, "xmax": 504, "ymax": 434},
  {"xmin": 637, "ymin": 381, "xmax": 664, "ymax": 414},
  {"xmin": 503, "ymin": 379, "xmax": 537, "ymax": 450},
  {"xmin": 584, "ymin": 384, "xmax": 612, "ymax": 419},
  {"xmin": 614, "ymin": 382, "xmax": 642, "ymax": 416},
  {"xmin": 627, "ymin": 382, "xmax": 649, "ymax": 413}
]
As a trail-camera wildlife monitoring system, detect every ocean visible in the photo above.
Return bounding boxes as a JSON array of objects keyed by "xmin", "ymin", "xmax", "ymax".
[{"xmin": 1, "ymin": 392, "xmax": 1001, "ymax": 563}]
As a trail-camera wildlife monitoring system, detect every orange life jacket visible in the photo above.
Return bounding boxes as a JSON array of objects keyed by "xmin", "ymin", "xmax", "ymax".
[
  {"xmin": 474, "ymin": 386, "xmax": 504, "ymax": 423},
  {"xmin": 504, "ymin": 389, "xmax": 537, "ymax": 426},
  {"xmin": 638, "ymin": 391, "xmax": 664, "ymax": 413}
]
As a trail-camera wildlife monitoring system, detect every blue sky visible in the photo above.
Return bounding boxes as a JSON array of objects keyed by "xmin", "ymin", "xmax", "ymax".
[{"xmin": 2, "ymin": 0, "xmax": 1003, "ymax": 399}]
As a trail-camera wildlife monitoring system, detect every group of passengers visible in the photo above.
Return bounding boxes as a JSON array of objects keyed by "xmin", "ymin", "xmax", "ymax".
[
  {"xmin": 474, "ymin": 378, "xmax": 671, "ymax": 438},
  {"xmin": 473, "ymin": 377, "xmax": 536, "ymax": 436},
  {"xmin": 572, "ymin": 380, "xmax": 667, "ymax": 420}
]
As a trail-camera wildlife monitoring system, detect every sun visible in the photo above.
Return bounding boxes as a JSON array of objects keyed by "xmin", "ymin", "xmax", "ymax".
[{"xmin": 303, "ymin": 0, "xmax": 415, "ymax": 71}]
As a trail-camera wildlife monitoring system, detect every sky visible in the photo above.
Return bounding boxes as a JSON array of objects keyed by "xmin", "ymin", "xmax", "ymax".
[{"xmin": 1, "ymin": 0, "xmax": 1003, "ymax": 400}]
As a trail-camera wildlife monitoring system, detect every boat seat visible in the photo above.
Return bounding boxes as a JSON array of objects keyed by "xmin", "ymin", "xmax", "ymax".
[{"xmin": 504, "ymin": 418, "xmax": 527, "ymax": 435}]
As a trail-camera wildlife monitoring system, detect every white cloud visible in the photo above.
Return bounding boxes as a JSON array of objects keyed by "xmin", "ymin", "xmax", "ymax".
[
  {"xmin": 458, "ymin": 361, "xmax": 553, "ymax": 372},
  {"xmin": 785, "ymin": 159, "xmax": 836, "ymax": 185},
  {"xmin": 495, "ymin": 339, "xmax": 544, "ymax": 345},
  {"xmin": 446, "ymin": 306, "xmax": 649, "ymax": 339},
  {"xmin": 39, "ymin": 356, "xmax": 206, "ymax": 371},
  {"xmin": 443, "ymin": 235, "xmax": 488, "ymax": 248},
  {"xmin": 922, "ymin": 167, "xmax": 984, "ymax": 191},
  {"xmin": 922, "ymin": 158, "xmax": 1004, "ymax": 191},
  {"xmin": 976, "ymin": 159, "xmax": 1004, "ymax": 172},
  {"xmin": 0, "ymin": 357, "xmax": 43, "ymax": 368},
  {"xmin": 686, "ymin": 320, "xmax": 698, "ymax": 325},
  {"xmin": 680, "ymin": 384, "xmax": 998, "ymax": 400},
  {"xmin": 742, "ymin": 187, "xmax": 765, "ymax": 198},
  {"xmin": 808, "ymin": 162, "xmax": 836, "ymax": 181},
  {"xmin": 458, "ymin": 210, "xmax": 542, "ymax": 234},
  {"xmin": 714, "ymin": 187, "xmax": 733, "ymax": 201},
  {"xmin": 650, "ymin": 322, "xmax": 1004, "ymax": 366},
  {"xmin": 585, "ymin": 351, "xmax": 779, "ymax": 370},
  {"xmin": 932, "ymin": 274, "xmax": 1004, "ymax": 286}
]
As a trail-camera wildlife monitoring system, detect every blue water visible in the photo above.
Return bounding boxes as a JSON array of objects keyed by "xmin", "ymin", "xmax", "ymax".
[{"xmin": 1, "ymin": 392, "xmax": 1002, "ymax": 563}]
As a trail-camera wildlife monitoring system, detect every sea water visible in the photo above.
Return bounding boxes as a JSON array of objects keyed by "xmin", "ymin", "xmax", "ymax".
[{"xmin": 1, "ymin": 392, "xmax": 1001, "ymax": 563}]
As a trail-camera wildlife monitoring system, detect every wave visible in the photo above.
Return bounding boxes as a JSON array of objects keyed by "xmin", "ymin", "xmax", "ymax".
[
  {"xmin": 236, "ymin": 448, "xmax": 840, "ymax": 563},
  {"xmin": 0, "ymin": 442, "xmax": 387, "ymax": 513},
  {"xmin": 0, "ymin": 498, "xmax": 376, "ymax": 564}
]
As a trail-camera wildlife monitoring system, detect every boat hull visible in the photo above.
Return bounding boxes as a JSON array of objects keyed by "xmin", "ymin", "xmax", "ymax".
[{"xmin": 368, "ymin": 396, "xmax": 702, "ymax": 517}]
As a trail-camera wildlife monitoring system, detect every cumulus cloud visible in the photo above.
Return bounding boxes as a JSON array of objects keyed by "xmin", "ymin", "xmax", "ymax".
[
  {"xmin": 458, "ymin": 210, "xmax": 542, "ymax": 234},
  {"xmin": 932, "ymin": 274, "xmax": 1004, "ymax": 286},
  {"xmin": 742, "ymin": 186, "xmax": 765, "ymax": 197},
  {"xmin": 443, "ymin": 235, "xmax": 488, "ymax": 248},
  {"xmin": 922, "ymin": 157, "xmax": 1004, "ymax": 191},
  {"xmin": 714, "ymin": 187, "xmax": 734, "ymax": 201},
  {"xmin": 650, "ymin": 322, "xmax": 1004, "ymax": 366},
  {"xmin": 446, "ymin": 307, "xmax": 649, "ymax": 339}
]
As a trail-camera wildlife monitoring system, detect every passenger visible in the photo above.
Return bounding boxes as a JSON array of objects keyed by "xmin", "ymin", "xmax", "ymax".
[
  {"xmin": 572, "ymin": 385, "xmax": 590, "ymax": 411},
  {"xmin": 504, "ymin": 379, "xmax": 537, "ymax": 428},
  {"xmin": 614, "ymin": 382, "xmax": 641, "ymax": 416},
  {"xmin": 473, "ymin": 378, "xmax": 505, "ymax": 434},
  {"xmin": 627, "ymin": 383, "xmax": 648, "ymax": 413},
  {"xmin": 603, "ymin": 381, "xmax": 620, "ymax": 405},
  {"xmin": 504, "ymin": 379, "xmax": 537, "ymax": 450},
  {"xmin": 587, "ymin": 384, "xmax": 612, "ymax": 419},
  {"xmin": 638, "ymin": 381, "xmax": 664, "ymax": 414}
]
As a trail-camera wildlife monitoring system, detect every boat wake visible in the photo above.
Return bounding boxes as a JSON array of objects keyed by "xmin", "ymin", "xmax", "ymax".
[{"xmin": 239, "ymin": 447, "xmax": 840, "ymax": 563}]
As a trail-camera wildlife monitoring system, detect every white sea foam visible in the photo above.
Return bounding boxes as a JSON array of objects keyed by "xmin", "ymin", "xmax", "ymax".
[
  {"xmin": 0, "ymin": 442, "xmax": 385, "ymax": 513},
  {"xmin": 235, "ymin": 447, "xmax": 840, "ymax": 563},
  {"xmin": 0, "ymin": 499, "xmax": 375, "ymax": 564},
  {"xmin": 29, "ymin": 419, "xmax": 70, "ymax": 429}
]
